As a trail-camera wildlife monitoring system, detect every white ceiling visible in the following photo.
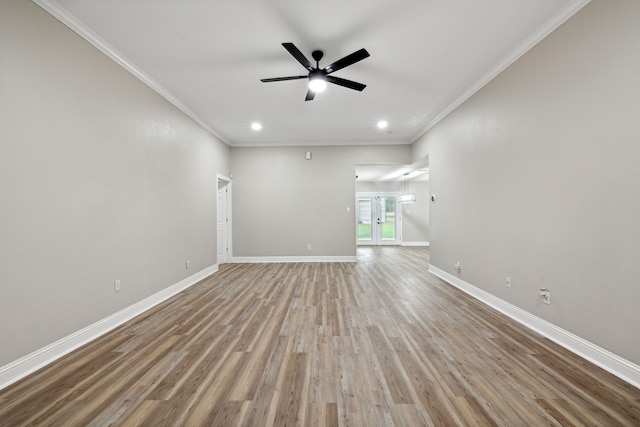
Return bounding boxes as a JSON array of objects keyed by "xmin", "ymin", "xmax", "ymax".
[
  {"xmin": 37, "ymin": 0, "xmax": 588, "ymax": 147},
  {"xmin": 356, "ymin": 160, "xmax": 429, "ymax": 183}
]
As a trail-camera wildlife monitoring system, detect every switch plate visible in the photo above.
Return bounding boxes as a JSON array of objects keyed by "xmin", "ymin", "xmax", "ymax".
[
  {"xmin": 114, "ymin": 280, "xmax": 121, "ymax": 292},
  {"xmin": 539, "ymin": 288, "xmax": 551, "ymax": 305},
  {"xmin": 506, "ymin": 277, "xmax": 511, "ymax": 287}
]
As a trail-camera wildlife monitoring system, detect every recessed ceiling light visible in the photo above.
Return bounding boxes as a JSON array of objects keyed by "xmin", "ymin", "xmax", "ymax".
[
  {"xmin": 377, "ymin": 120, "xmax": 388, "ymax": 129},
  {"xmin": 251, "ymin": 122, "xmax": 262, "ymax": 131}
]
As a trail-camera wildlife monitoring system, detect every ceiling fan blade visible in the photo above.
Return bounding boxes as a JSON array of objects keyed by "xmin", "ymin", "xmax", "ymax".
[
  {"xmin": 260, "ymin": 76, "xmax": 308, "ymax": 82},
  {"xmin": 282, "ymin": 42, "xmax": 314, "ymax": 72},
  {"xmin": 305, "ymin": 88, "xmax": 316, "ymax": 101},
  {"xmin": 326, "ymin": 75, "xmax": 366, "ymax": 91},
  {"xmin": 323, "ymin": 48, "xmax": 370, "ymax": 74}
]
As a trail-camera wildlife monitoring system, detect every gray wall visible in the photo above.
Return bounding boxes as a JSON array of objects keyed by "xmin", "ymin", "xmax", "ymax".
[
  {"xmin": 230, "ymin": 145, "xmax": 411, "ymax": 257},
  {"xmin": 356, "ymin": 180, "xmax": 430, "ymax": 244},
  {"xmin": 0, "ymin": 1, "xmax": 229, "ymax": 366},
  {"xmin": 412, "ymin": 0, "xmax": 640, "ymax": 364}
]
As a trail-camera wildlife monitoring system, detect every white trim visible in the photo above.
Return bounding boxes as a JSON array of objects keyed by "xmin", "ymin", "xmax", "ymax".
[
  {"xmin": 33, "ymin": 0, "xmax": 229, "ymax": 146},
  {"xmin": 0, "ymin": 264, "xmax": 218, "ymax": 390},
  {"xmin": 231, "ymin": 139, "xmax": 409, "ymax": 148},
  {"xmin": 232, "ymin": 256, "xmax": 357, "ymax": 263},
  {"xmin": 216, "ymin": 173, "xmax": 232, "ymax": 183},
  {"xmin": 428, "ymin": 265, "xmax": 640, "ymax": 390},
  {"xmin": 401, "ymin": 241, "xmax": 430, "ymax": 247},
  {"xmin": 411, "ymin": 0, "xmax": 592, "ymax": 142}
]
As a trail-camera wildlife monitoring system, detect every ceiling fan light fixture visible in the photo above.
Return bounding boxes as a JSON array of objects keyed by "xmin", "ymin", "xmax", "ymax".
[
  {"xmin": 261, "ymin": 43, "xmax": 369, "ymax": 100},
  {"xmin": 308, "ymin": 75, "xmax": 327, "ymax": 93}
]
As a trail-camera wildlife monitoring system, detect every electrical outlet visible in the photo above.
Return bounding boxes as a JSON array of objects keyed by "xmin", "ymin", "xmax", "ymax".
[
  {"xmin": 539, "ymin": 288, "xmax": 551, "ymax": 305},
  {"xmin": 454, "ymin": 261, "xmax": 461, "ymax": 273},
  {"xmin": 186, "ymin": 260, "xmax": 190, "ymax": 269},
  {"xmin": 307, "ymin": 244, "xmax": 312, "ymax": 251},
  {"xmin": 114, "ymin": 280, "xmax": 121, "ymax": 292},
  {"xmin": 506, "ymin": 277, "xmax": 511, "ymax": 287}
]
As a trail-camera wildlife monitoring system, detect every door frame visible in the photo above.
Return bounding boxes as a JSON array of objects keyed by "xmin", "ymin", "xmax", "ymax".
[
  {"xmin": 217, "ymin": 174, "xmax": 232, "ymax": 264},
  {"xmin": 356, "ymin": 192, "xmax": 402, "ymax": 245}
]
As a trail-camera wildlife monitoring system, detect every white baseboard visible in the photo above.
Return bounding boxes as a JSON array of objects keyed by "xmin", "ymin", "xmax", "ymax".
[
  {"xmin": 232, "ymin": 255, "xmax": 357, "ymax": 263},
  {"xmin": 401, "ymin": 241, "xmax": 430, "ymax": 247},
  {"xmin": 0, "ymin": 264, "xmax": 218, "ymax": 390},
  {"xmin": 428, "ymin": 265, "xmax": 640, "ymax": 390}
]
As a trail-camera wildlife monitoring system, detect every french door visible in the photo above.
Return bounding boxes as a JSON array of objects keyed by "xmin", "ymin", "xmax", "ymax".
[{"xmin": 356, "ymin": 193, "xmax": 401, "ymax": 245}]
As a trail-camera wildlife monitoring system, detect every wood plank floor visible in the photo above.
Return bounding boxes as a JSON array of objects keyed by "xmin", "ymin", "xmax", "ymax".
[{"xmin": 1, "ymin": 247, "xmax": 639, "ymax": 426}]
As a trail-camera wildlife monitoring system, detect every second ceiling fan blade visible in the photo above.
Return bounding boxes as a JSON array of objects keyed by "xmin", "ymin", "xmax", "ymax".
[
  {"xmin": 326, "ymin": 75, "xmax": 366, "ymax": 91},
  {"xmin": 323, "ymin": 48, "xmax": 370, "ymax": 74},
  {"xmin": 261, "ymin": 76, "xmax": 307, "ymax": 82},
  {"xmin": 282, "ymin": 43, "xmax": 314, "ymax": 72},
  {"xmin": 305, "ymin": 88, "xmax": 316, "ymax": 101}
]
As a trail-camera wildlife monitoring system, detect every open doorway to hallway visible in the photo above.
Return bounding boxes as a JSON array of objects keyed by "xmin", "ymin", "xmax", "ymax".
[
  {"xmin": 355, "ymin": 160, "xmax": 430, "ymax": 247},
  {"xmin": 217, "ymin": 175, "xmax": 232, "ymax": 264}
]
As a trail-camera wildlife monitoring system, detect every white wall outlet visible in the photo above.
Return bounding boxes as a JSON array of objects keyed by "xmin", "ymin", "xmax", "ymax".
[
  {"xmin": 539, "ymin": 288, "xmax": 551, "ymax": 305},
  {"xmin": 506, "ymin": 277, "xmax": 511, "ymax": 287},
  {"xmin": 114, "ymin": 280, "xmax": 121, "ymax": 292},
  {"xmin": 186, "ymin": 260, "xmax": 190, "ymax": 269},
  {"xmin": 454, "ymin": 261, "xmax": 461, "ymax": 273},
  {"xmin": 307, "ymin": 244, "xmax": 312, "ymax": 251}
]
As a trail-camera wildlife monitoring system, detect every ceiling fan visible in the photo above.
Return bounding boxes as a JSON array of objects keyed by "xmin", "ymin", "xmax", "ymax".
[{"xmin": 260, "ymin": 42, "xmax": 370, "ymax": 101}]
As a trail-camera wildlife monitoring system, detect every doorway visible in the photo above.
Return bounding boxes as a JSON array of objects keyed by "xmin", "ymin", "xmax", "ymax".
[
  {"xmin": 217, "ymin": 175, "xmax": 232, "ymax": 264},
  {"xmin": 356, "ymin": 192, "xmax": 401, "ymax": 245}
]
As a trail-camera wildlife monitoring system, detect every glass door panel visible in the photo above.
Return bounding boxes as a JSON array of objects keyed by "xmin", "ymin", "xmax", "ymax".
[
  {"xmin": 379, "ymin": 197, "xmax": 396, "ymax": 241},
  {"xmin": 357, "ymin": 197, "xmax": 373, "ymax": 242}
]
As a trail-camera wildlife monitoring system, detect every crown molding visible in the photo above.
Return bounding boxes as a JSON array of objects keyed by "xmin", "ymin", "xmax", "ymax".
[
  {"xmin": 32, "ymin": 0, "xmax": 229, "ymax": 146},
  {"xmin": 411, "ymin": 0, "xmax": 592, "ymax": 143}
]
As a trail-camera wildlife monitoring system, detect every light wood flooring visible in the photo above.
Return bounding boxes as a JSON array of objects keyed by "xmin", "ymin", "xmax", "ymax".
[{"xmin": 1, "ymin": 246, "xmax": 639, "ymax": 426}]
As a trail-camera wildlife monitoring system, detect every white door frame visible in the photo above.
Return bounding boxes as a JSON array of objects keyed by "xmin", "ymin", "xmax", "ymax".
[{"xmin": 217, "ymin": 174, "xmax": 232, "ymax": 264}]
